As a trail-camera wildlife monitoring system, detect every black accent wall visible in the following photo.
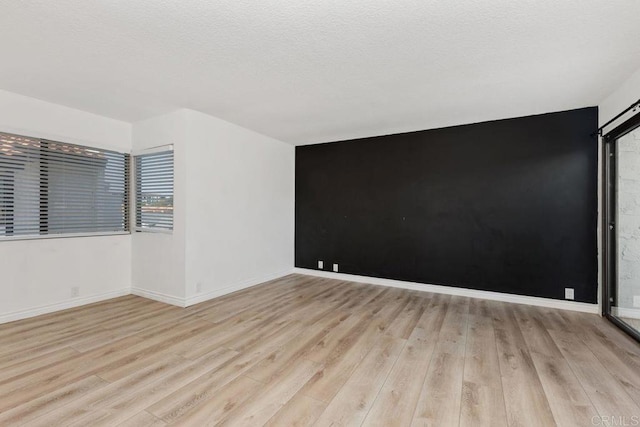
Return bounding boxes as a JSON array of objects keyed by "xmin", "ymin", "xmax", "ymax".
[{"xmin": 295, "ymin": 107, "xmax": 598, "ymax": 303}]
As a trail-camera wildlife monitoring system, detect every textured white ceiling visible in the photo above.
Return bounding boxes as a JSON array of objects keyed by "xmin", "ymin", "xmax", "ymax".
[{"xmin": 0, "ymin": 0, "xmax": 639, "ymax": 145}]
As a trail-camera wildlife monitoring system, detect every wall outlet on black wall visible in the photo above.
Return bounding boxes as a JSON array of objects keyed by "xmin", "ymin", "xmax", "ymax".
[
  {"xmin": 318, "ymin": 260, "xmax": 324, "ymax": 269},
  {"xmin": 565, "ymin": 288, "xmax": 575, "ymax": 300},
  {"xmin": 333, "ymin": 264, "xmax": 339, "ymax": 272}
]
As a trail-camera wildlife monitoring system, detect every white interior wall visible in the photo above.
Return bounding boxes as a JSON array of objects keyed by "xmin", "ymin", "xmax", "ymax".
[
  {"xmin": 0, "ymin": 90, "xmax": 132, "ymax": 322},
  {"xmin": 0, "ymin": 96, "xmax": 294, "ymax": 318},
  {"xmin": 184, "ymin": 110, "xmax": 294, "ymax": 304},
  {"xmin": 600, "ymin": 67, "xmax": 640, "ymax": 125},
  {"xmin": 131, "ymin": 108, "xmax": 294, "ymax": 306},
  {"xmin": 131, "ymin": 110, "xmax": 188, "ymax": 303}
]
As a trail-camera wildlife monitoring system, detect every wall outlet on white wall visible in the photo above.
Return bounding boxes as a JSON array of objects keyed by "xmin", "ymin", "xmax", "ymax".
[
  {"xmin": 196, "ymin": 282, "xmax": 203, "ymax": 293},
  {"xmin": 564, "ymin": 288, "xmax": 575, "ymax": 300},
  {"xmin": 634, "ymin": 296, "xmax": 640, "ymax": 308},
  {"xmin": 318, "ymin": 260, "xmax": 324, "ymax": 269},
  {"xmin": 71, "ymin": 286, "xmax": 80, "ymax": 298},
  {"xmin": 333, "ymin": 263, "xmax": 339, "ymax": 272}
]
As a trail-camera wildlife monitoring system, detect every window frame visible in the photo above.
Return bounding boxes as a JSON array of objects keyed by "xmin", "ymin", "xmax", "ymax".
[
  {"xmin": 132, "ymin": 145, "xmax": 174, "ymax": 234},
  {"xmin": 0, "ymin": 131, "xmax": 130, "ymax": 242}
]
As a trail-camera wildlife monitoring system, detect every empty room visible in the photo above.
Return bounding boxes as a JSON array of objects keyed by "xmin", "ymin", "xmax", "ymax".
[{"xmin": 1, "ymin": 1, "xmax": 640, "ymax": 426}]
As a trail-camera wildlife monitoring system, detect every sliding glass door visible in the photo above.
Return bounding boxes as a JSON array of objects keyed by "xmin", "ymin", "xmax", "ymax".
[{"xmin": 604, "ymin": 115, "xmax": 640, "ymax": 342}]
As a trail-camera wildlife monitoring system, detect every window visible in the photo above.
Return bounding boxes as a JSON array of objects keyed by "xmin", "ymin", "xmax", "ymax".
[
  {"xmin": 134, "ymin": 147, "xmax": 174, "ymax": 231},
  {"xmin": 0, "ymin": 132, "xmax": 129, "ymax": 238}
]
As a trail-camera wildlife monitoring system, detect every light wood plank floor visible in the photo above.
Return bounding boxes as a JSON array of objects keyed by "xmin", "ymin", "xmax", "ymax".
[{"xmin": 1, "ymin": 274, "xmax": 639, "ymax": 426}]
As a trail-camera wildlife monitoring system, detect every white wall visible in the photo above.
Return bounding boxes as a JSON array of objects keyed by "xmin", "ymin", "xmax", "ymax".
[
  {"xmin": 0, "ymin": 95, "xmax": 294, "ymax": 318},
  {"xmin": 599, "ymin": 67, "xmax": 640, "ymax": 126},
  {"xmin": 131, "ymin": 110, "xmax": 188, "ymax": 302},
  {"xmin": 130, "ymin": 109, "xmax": 294, "ymax": 306},
  {"xmin": 0, "ymin": 90, "xmax": 132, "ymax": 321},
  {"xmin": 183, "ymin": 110, "xmax": 294, "ymax": 304}
]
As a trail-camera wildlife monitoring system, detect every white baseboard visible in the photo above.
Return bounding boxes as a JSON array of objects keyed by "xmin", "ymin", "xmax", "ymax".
[
  {"xmin": 184, "ymin": 268, "xmax": 295, "ymax": 307},
  {"xmin": 294, "ymin": 268, "xmax": 599, "ymax": 314},
  {"xmin": 131, "ymin": 287, "xmax": 185, "ymax": 307},
  {"xmin": 1, "ymin": 267, "xmax": 598, "ymax": 324},
  {"xmin": 0, "ymin": 288, "xmax": 131, "ymax": 325},
  {"xmin": 613, "ymin": 307, "xmax": 640, "ymax": 320},
  {"xmin": 131, "ymin": 269, "xmax": 295, "ymax": 308}
]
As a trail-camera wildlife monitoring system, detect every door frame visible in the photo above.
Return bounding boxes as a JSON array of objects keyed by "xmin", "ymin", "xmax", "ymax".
[{"xmin": 602, "ymin": 112, "xmax": 640, "ymax": 343}]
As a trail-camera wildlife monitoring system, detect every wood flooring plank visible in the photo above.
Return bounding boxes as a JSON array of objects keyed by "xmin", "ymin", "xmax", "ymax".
[
  {"xmin": 0, "ymin": 335, "xmax": 145, "ymax": 413},
  {"xmin": 0, "ymin": 295, "xmax": 143, "ymax": 337},
  {"xmin": 0, "ymin": 274, "xmax": 638, "ymax": 427},
  {"xmin": 298, "ymin": 290, "xmax": 414, "ymax": 403},
  {"xmin": 198, "ymin": 276, "xmax": 340, "ymax": 325},
  {"xmin": 146, "ymin": 349, "xmax": 271, "ymax": 423},
  {"xmin": 95, "ymin": 318, "xmax": 218, "ymax": 382},
  {"xmin": 491, "ymin": 302, "xmax": 557, "ymax": 427},
  {"xmin": 264, "ymin": 393, "xmax": 326, "ymax": 427},
  {"xmin": 314, "ymin": 334, "xmax": 406, "ymax": 427},
  {"xmin": 559, "ymin": 310, "xmax": 640, "ymax": 407},
  {"xmin": 0, "ymin": 346, "xmax": 81, "ymax": 384},
  {"xmin": 117, "ymin": 411, "xmax": 167, "ymax": 427},
  {"xmin": 548, "ymin": 327, "xmax": 640, "ymax": 423},
  {"xmin": 216, "ymin": 359, "xmax": 322, "ymax": 426},
  {"xmin": 167, "ymin": 375, "xmax": 263, "ymax": 426},
  {"xmin": 385, "ymin": 292, "xmax": 428, "ymax": 339},
  {"xmin": 0, "ymin": 376, "xmax": 109, "ymax": 426},
  {"xmin": 67, "ymin": 349, "xmax": 240, "ymax": 427},
  {"xmin": 22, "ymin": 354, "xmax": 188, "ymax": 427},
  {"xmin": 304, "ymin": 313, "xmax": 368, "ymax": 364},
  {"xmin": 0, "ymin": 317, "xmax": 212, "ymax": 411},
  {"xmin": 186, "ymin": 274, "xmax": 315, "ymax": 317},
  {"xmin": 361, "ymin": 295, "xmax": 449, "ymax": 427},
  {"xmin": 580, "ymin": 313, "xmax": 640, "ymax": 382},
  {"xmin": 459, "ymin": 299, "xmax": 507, "ymax": 427},
  {"xmin": 243, "ymin": 310, "xmax": 352, "ymax": 384},
  {"xmin": 512, "ymin": 305, "xmax": 599, "ymax": 427},
  {"xmin": 411, "ymin": 296, "xmax": 470, "ymax": 427}
]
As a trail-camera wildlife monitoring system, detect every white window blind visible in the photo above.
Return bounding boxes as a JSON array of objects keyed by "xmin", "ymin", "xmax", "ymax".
[
  {"xmin": 0, "ymin": 132, "xmax": 129, "ymax": 238},
  {"xmin": 134, "ymin": 149, "xmax": 174, "ymax": 231}
]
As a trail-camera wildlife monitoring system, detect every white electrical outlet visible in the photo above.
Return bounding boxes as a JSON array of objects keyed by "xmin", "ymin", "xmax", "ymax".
[
  {"xmin": 318, "ymin": 260, "xmax": 324, "ymax": 269},
  {"xmin": 196, "ymin": 282, "xmax": 202, "ymax": 293},
  {"xmin": 333, "ymin": 263, "xmax": 339, "ymax": 272},
  {"xmin": 71, "ymin": 287, "xmax": 79, "ymax": 298},
  {"xmin": 564, "ymin": 288, "xmax": 574, "ymax": 300},
  {"xmin": 634, "ymin": 296, "xmax": 640, "ymax": 308}
]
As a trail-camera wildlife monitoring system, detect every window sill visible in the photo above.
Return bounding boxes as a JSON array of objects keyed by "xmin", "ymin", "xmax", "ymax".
[
  {"xmin": 0, "ymin": 231, "xmax": 130, "ymax": 242},
  {"xmin": 133, "ymin": 227, "xmax": 173, "ymax": 234}
]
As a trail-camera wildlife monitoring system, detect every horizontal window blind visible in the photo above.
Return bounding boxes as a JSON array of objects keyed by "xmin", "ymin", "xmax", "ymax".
[
  {"xmin": 135, "ymin": 149, "xmax": 174, "ymax": 231},
  {"xmin": 0, "ymin": 132, "xmax": 129, "ymax": 238}
]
